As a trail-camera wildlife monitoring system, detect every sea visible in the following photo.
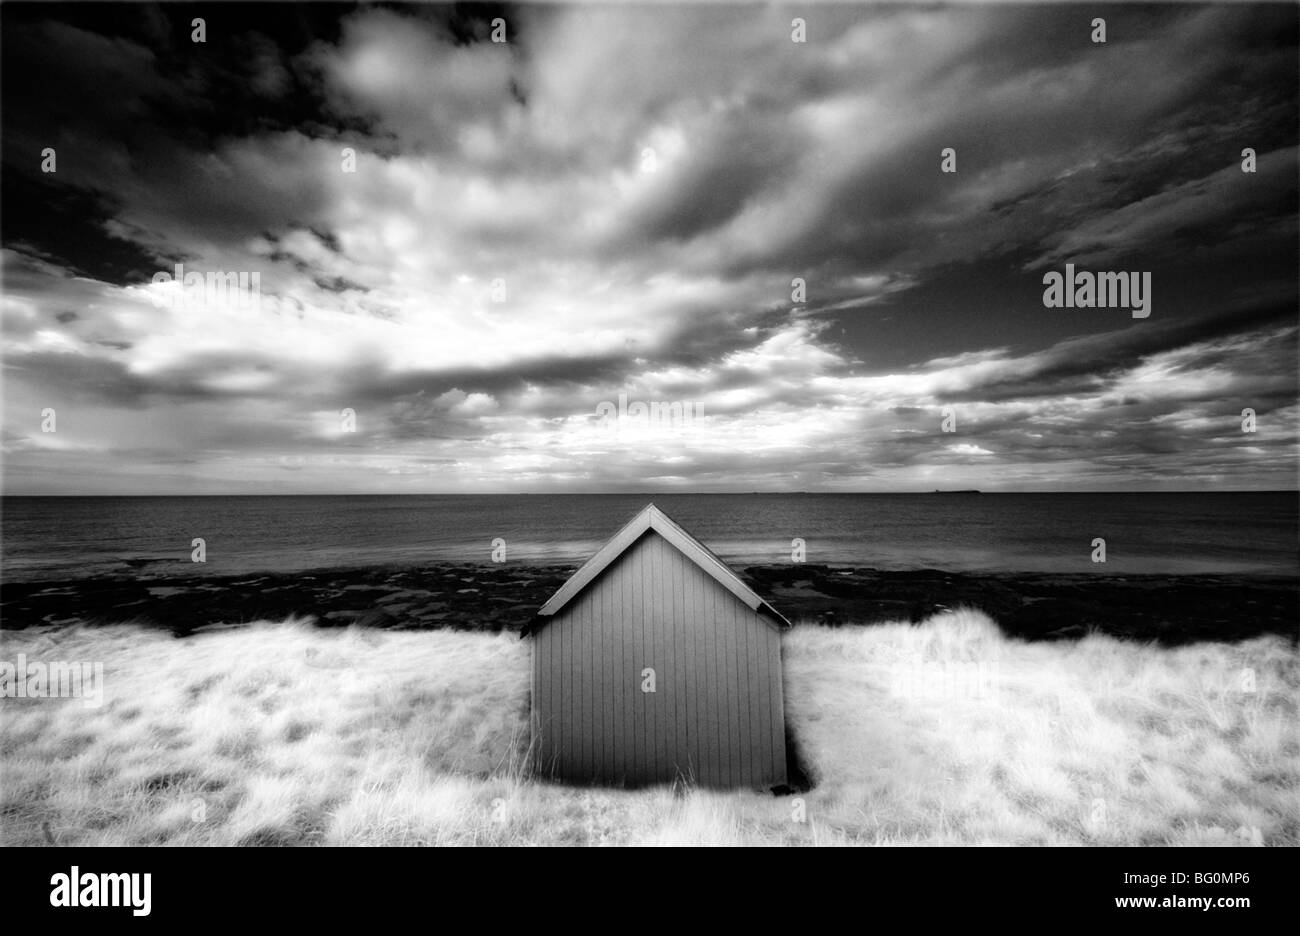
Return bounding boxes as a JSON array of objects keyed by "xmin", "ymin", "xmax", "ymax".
[{"xmin": 0, "ymin": 493, "xmax": 1296, "ymax": 583}]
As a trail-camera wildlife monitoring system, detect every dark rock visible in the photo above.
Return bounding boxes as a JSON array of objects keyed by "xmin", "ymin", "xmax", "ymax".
[{"xmin": 1, "ymin": 562, "xmax": 1294, "ymax": 646}]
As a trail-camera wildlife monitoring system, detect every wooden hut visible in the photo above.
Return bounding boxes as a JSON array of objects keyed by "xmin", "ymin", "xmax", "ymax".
[{"xmin": 524, "ymin": 503, "xmax": 790, "ymax": 789}]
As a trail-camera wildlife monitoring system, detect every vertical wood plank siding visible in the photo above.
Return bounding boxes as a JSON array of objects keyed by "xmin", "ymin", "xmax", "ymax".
[{"xmin": 533, "ymin": 531, "xmax": 786, "ymax": 788}]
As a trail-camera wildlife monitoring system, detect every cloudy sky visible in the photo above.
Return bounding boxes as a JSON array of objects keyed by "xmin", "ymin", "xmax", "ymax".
[{"xmin": 2, "ymin": 1, "xmax": 1296, "ymax": 494}]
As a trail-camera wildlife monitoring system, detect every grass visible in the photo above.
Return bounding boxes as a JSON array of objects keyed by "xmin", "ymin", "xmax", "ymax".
[{"xmin": 1, "ymin": 609, "xmax": 1295, "ymax": 846}]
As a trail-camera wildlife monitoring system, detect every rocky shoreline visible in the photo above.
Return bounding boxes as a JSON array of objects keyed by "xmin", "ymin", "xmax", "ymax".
[{"xmin": 0, "ymin": 562, "xmax": 1295, "ymax": 646}]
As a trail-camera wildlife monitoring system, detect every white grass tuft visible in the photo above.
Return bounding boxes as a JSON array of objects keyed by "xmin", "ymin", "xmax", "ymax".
[{"xmin": 2, "ymin": 609, "xmax": 1295, "ymax": 846}]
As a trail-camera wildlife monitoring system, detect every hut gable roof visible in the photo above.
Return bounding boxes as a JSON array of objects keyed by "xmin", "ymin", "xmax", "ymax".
[{"xmin": 525, "ymin": 503, "xmax": 790, "ymax": 635}]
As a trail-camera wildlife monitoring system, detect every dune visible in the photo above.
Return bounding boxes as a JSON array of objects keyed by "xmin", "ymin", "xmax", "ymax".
[{"xmin": 0, "ymin": 610, "xmax": 1295, "ymax": 846}]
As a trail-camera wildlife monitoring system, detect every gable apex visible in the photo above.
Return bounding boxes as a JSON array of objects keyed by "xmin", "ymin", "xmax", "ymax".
[{"xmin": 524, "ymin": 503, "xmax": 789, "ymax": 635}]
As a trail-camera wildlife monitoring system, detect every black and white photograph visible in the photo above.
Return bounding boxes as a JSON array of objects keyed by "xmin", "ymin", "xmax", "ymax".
[{"xmin": 1, "ymin": 0, "xmax": 1296, "ymax": 877}]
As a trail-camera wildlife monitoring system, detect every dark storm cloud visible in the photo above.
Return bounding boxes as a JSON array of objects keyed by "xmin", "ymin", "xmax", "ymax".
[
  {"xmin": 1, "ymin": 2, "xmax": 1296, "ymax": 493},
  {"xmin": 619, "ymin": 110, "xmax": 804, "ymax": 245}
]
